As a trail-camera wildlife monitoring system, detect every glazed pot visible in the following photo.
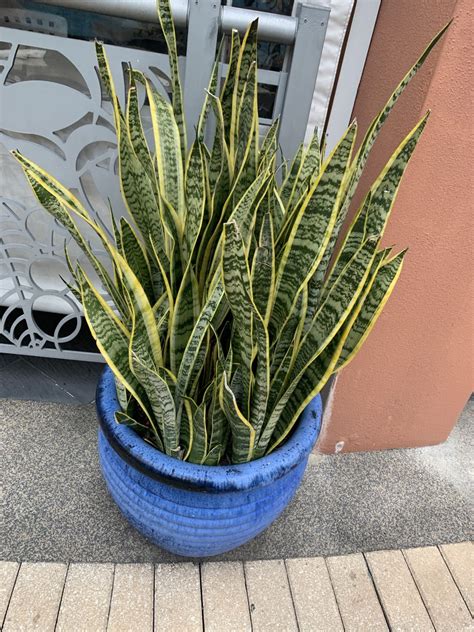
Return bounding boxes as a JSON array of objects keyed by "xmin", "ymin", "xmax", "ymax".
[{"xmin": 97, "ymin": 367, "xmax": 322, "ymax": 557}]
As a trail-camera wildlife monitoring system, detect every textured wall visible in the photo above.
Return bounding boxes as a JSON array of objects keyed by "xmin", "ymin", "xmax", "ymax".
[{"xmin": 318, "ymin": 0, "xmax": 473, "ymax": 453}]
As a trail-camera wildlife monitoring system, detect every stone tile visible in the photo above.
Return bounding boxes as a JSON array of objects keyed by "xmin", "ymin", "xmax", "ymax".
[
  {"xmin": 404, "ymin": 546, "xmax": 473, "ymax": 631},
  {"xmin": 286, "ymin": 557, "xmax": 343, "ymax": 631},
  {"xmin": 201, "ymin": 561, "xmax": 251, "ymax": 632},
  {"xmin": 244, "ymin": 559, "xmax": 298, "ymax": 632},
  {"xmin": 108, "ymin": 564, "xmax": 154, "ymax": 632},
  {"xmin": 0, "ymin": 357, "xmax": 76, "ymax": 403},
  {"xmin": 155, "ymin": 563, "xmax": 202, "ymax": 631},
  {"xmin": 56, "ymin": 563, "xmax": 114, "ymax": 632},
  {"xmin": 0, "ymin": 561, "xmax": 19, "ymax": 625},
  {"xmin": 366, "ymin": 549, "xmax": 434, "ymax": 631},
  {"xmin": 25, "ymin": 357, "xmax": 104, "ymax": 403},
  {"xmin": 440, "ymin": 542, "xmax": 474, "ymax": 616},
  {"xmin": 3, "ymin": 562, "xmax": 67, "ymax": 631},
  {"xmin": 0, "ymin": 354, "xmax": 21, "ymax": 372},
  {"xmin": 327, "ymin": 553, "xmax": 388, "ymax": 631}
]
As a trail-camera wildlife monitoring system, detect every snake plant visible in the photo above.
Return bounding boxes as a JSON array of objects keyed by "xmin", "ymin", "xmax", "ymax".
[{"xmin": 13, "ymin": 1, "xmax": 448, "ymax": 465}]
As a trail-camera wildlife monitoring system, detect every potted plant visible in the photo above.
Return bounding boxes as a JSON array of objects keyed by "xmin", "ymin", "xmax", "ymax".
[{"xmin": 13, "ymin": 0, "xmax": 448, "ymax": 557}]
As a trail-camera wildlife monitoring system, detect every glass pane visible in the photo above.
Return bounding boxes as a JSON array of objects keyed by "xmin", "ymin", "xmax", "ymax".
[
  {"xmin": 1, "ymin": 0, "xmax": 187, "ymax": 54},
  {"xmin": 257, "ymin": 41, "xmax": 286, "ymax": 71},
  {"xmin": 231, "ymin": 0, "xmax": 294, "ymax": 16},
  {"xmin": 258, "ymin": 83, "xmax": 277, "ymax": 119}
]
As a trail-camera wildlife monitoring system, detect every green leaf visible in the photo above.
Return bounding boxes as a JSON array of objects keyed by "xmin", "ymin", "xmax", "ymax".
[
  {"xmin": 94, "ymin": 48, "xmax": 168, "ymax": 266},
  {"xmin": 196, "ymin": 37, "xmax": 223, "ymax": 143},
  {"xmin": 126, "ymin": 71, "xmax": 155, "ymax": 180},
  {"xmin": 145, "ymin": 80, "xmax": 185, "ymax": 217},
  {"xmin": 185, "ymin": 399, "xmax": 207, "ymax": 464},
  {"xmin": 169, "ymin": 262, "xmax": 199, "ymax": 374},
  {"xmin": 318, "ymin": 24, "xmax": 449, "ymax": 288},
  {"xmin": 129, "ymin": 327, "xmax": 178, "ymax": 455},
  {"xmin": 220, "ymin": 372, "xmax": 255, "ymax": 464},
  {"xmin": 205, "ymin": 374, "xmax": 229, "ymax": 460},
  {"xmin": 294, "ymin": 238, "xmax": 377, "ymax": 378},
  {"xmin": 77, "ymin": 268, "xmax": 155, "ymax": 430},
  {"xmin": 251, "ymin": 213, "xmax": 275, "ymax": 325},
  {"xmin": 223, "ymin": 221, "xmax": 253, "ymax": 416},
  {"xmin": 235, "ymin": 60, "xmax": 258, "ymax": 177},
  {"xmin": 156, "ymin": 0, "xmax": 187, "ymax": 158},
  {"xmin": 175, "ymin": 280, "xmax": 225, "ymax": 405},
  {"xmin": 229, "ymin": 20, "xmax": 258, "ymax": 162},
  {"xmin": 249, "ymin": 300, "xmax": 270, "ymax": 442},
  {"xmin": 271, "ymin": 121, "xmax": 357, "ymax": 331},
  {"xmin": 289, "ymin": 128, "xmax": 321, "ymax": 211},
  {"xmin": 337, "ymin": 249, "xmax": 406, "ymax": 370},
  {"xmin": 119, "ymin": 217, "xmax": 154, "ymax": 302},
  {"xmin": 202, "ymin": 444, "xmax": 222, "ymax": 466},
  {"xmin": 279, "ymin": 142, "xmax": 304, "ymax": 207},
  {"xmin": 322, "ymin": 113, "xmax": 429, "ymax": 303},
  {"xmin": 221, "ymin": 29, "xmax": 241, "ymax": 144},
  {"xmin": 184, "ymin": 141, "xmax": 206, "ymax": 259},
  {"xmin": 94, "ymin": 41, "xmax": 123, "ymax": 127},
  {"xmin": 258, "ymin": 118, "xmax": 279, "ymax": 174},
  {"xmin": 13, "ymin": 155, "xmax": 128, "ymax": 318}
]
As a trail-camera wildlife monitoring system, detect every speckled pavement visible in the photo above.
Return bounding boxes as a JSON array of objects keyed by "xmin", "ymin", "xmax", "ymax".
[
  {"xmin": 1, "ymin": 543, "xmax": 473, "ymax": 630},
  {"xmin": 1, "ymin": 397, "xmax": 472, "ymax": 564}
]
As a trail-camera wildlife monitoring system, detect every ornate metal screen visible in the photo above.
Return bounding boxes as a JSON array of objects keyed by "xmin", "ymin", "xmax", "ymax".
[{"xmin": 0, "ymin": 1, "xmax": 329, "ymax": 360}]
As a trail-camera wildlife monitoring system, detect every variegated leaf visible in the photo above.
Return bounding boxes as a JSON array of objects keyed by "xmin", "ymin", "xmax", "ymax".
[
  {"xmin": 175, "ymin": 280, "xmax": 225, "ymax": 405},
  {"xmin": 251, "ymin": 213, "xmax": 275, "ymax": 325},
  {"xmin": 145, "ymin": 80, "xmax": 185, "ymax": 217},
  {"xmin": 230, "ymin": 20, "xmax": 258, "ymax": 161},
  {"xmin": 337, "ymin": 250, "xmax": 406, "ymax": 370},
  {"xmin": 271, "ymin": 122, "xmax": 357, "ymax": 331},
  {"xmin": 119, "ymin": 217, "xmax": 154, "ymax": 301},
  {"xmin": 223, "ymin": 221, "xmax": 253, "ymax": 417},
  {"xmin": 184, "ymin": 141, "xmax": 206, "ymax": 260},
  {"xmin": 221, "ymin": 29, "xmax": 241, "ymax": 144},
  {"xmin": 156, "ymin": 0, "xmax": 187, "ymax": 158},
  {"xmin": 294, "ymin": 238, "xmax": 377, "ymax": 378},
  {"xmin": 169, "ymin": 262, "xmax": 199, "ymax": 374},
  {"xmin": 220, "ymin": 372, "xmax": 255, "ymax": 464},
  {"xmin": 185, "ymin": 400, "xmax": 207, "ymax": 464}
]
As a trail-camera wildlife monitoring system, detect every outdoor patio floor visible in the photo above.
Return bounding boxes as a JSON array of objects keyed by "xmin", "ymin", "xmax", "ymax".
[
  {"xmin": 1, "ymin": 356, "xmax": 473, "ymax": 630},
  {"xmin": 2, "ymin": 542, "xmax": 473, "ymax": 631},
  {"xmin": 1, "ymin": 390, "xmax": 472, "ymax": 563}
]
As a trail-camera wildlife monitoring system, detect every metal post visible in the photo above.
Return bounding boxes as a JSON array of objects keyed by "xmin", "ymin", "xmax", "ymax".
[
  {"xmin": 278, "ymin": 3, "xmax": 329, "ymax": 161},
  {"xmin": 183, "ymin": 0, "xmax": 220, "ymax": 144}
]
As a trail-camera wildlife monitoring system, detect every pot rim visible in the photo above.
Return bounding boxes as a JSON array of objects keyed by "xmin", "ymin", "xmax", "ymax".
[{"xmin": 97, "ymin": 367, "xmax": 322, "ymax": 492}]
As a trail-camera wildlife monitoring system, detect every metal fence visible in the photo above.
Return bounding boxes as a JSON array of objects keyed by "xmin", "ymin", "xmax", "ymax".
[{"xmin": 0, "ymin": 0, "xmax": 329, "ymax": 360}]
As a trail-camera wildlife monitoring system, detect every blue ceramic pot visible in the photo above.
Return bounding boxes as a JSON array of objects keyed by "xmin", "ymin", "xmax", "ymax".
[{"xmin": 97, "ymin": 367, "xmax": 322, "ymax": 557}]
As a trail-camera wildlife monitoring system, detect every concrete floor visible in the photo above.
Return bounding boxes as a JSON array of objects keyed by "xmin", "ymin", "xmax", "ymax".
[{"xmin": 1, "ymin": 385, "xmax": 471, "ymax": 563}]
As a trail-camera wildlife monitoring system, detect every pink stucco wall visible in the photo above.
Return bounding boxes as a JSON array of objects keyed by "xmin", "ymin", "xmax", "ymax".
[{"xmin": 317, "ymin": 0, "xmax": 473, "ymax": 453}]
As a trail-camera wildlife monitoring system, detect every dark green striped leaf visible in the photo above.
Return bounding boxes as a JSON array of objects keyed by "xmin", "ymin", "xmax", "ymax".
[
  {"xmin": 251, "ymin": 213, "xmax": 275, "ymax": 325},
  {"xmin": 223, "ymin": 222, "xmax": 253, "ymax": 417},
  {"xmin": 271, "ymin": 122, "xmax": 357, "ymax": 331},
  {"xmin": 169, "ymin": 262, "xmax": 199, "ymax": 374},
  {"xmin": 337, "ymin": 250, "xmax": 406, "ymax": 369},
  {"xmin": 220, "ymin": 372, "xmax": 255, "ymax": 464},
  {"xmin": 156, "ymin": 0, "xmax": 187, "ymax": 158},
  {"xmin": 119, "ymin": 217, "xmax": 154, "ymax": 302}
]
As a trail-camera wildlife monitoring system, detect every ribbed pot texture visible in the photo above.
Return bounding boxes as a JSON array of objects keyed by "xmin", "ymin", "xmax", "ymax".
[{"xmin": 97, "ymin": 367, "xmax": 322, "ymax": 557}]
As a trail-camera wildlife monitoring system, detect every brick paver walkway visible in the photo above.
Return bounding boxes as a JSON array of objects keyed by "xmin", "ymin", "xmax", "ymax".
[{"xmin": 1, "ymin": 542, "xmax": 472, "ymax": 631}]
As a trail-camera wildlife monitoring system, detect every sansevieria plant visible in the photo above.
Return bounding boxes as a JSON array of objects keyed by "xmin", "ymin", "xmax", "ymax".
[{"xmin": 13, "ymin": 1, "xmax": 448, "ymax": 465}]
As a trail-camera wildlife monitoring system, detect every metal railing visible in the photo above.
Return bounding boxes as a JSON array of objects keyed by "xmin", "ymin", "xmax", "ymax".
[{"xmin": 0, "ymin": 0, "xmax": 329, "ymax": 360}]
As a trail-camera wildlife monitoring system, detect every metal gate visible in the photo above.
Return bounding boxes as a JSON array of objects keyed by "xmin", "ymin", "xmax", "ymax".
[{"xmin": 0, "ymin": 0, "xmax": 329, "ymax": 360}]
